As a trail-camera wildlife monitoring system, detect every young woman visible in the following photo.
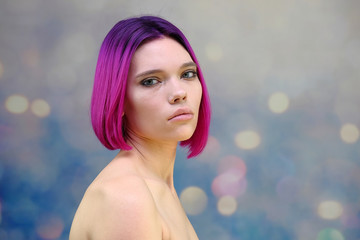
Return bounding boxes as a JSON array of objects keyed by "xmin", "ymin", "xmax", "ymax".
[{"xmin": 70, "ymin": 16, "xmax": 211, "ymax": 240}]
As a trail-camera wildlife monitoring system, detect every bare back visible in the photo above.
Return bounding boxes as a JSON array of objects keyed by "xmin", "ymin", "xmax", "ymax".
[{"xmin": 69, "ymin": 153, "xmax": 199, "ymax": 240}]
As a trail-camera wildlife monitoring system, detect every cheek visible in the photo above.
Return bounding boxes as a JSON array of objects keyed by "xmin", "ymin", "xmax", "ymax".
[
  {"xmin": 125, "ymin": 93, "xmax": 162, "ymax": 126},
  {"xmin": 125, "ymin": 87, "xmax": 148, "ymax": 114},
  {"xmin": 124, "ymin": 101, "xmax": 150, "ymax": 135},
  {"xmin": 193, "ymin": 82, "xmax": 203, "ymax": 109},
  {"xmin": 126, "ymin": 98, "xmax": 148, "ymax": 120}
]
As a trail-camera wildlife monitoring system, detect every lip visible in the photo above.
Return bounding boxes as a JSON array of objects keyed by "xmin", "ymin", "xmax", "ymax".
[{"xmin": 168, "ymin": 108, "xmax": 194, "ymax": 121}]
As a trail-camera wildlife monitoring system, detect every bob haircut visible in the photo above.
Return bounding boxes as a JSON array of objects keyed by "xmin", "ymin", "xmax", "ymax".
[{"xmin": 91, "ymin": 15, "xmax": 211, "ymax": 158}]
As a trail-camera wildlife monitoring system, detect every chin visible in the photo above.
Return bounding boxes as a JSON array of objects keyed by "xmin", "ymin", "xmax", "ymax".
[
  {"xmin": 178, "ymin": 135, "xmax": 193, "ymax": 142},
  {"xmin": 154, "ymin": 124, "xmax": 197, "ymax": 142},
  {"xmin": 174, "ymin": 129, "xmax": 196, "ymax": 141}
]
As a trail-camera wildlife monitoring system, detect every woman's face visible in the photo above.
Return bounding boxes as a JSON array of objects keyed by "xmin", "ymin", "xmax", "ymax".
[{"xmin": 124, "ymin": 37, "xmax": 202, "ymax": 144}]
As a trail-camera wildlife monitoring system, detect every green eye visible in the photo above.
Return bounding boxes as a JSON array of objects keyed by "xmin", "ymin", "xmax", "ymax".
[
  {"xmin": 182, "ymin": 70, "xmax": 197, "ymax": 79},
  {"xmin": 141, "ymin": 78, "xmax": 159, "ymax": 86}
]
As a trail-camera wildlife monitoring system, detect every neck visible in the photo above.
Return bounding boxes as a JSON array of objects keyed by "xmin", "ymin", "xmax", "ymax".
[{"xmin": 125, "ymin": 136, "xmax": 178, "ymax": 189}]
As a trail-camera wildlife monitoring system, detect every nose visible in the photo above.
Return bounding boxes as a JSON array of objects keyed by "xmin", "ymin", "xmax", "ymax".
[{"xmin": 168, "ymin": 80, "xmax": 187, "ymax": 104}]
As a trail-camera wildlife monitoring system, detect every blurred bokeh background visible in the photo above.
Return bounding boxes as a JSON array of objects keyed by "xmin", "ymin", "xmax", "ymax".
[{"xmin": 1, "ymin": 0, "xmax": 359, "ymax": 239}]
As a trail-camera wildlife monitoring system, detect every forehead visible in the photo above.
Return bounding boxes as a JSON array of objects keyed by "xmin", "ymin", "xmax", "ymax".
[{"xmin": 130, "ymin": 37, "xmax": 193, "ymax": 73}]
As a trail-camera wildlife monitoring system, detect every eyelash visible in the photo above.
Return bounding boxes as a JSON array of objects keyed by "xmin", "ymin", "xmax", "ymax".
[
  {"xmin": 140, "ymin": 78, "xmax": 160, "ymax": 86},
  {"xmin": 140, "ymin": 70, "xmax": 198, "ymax": 87},
  {"xmin": 182, "ymin": 70, "xmax": 198, "ymax": 79}
]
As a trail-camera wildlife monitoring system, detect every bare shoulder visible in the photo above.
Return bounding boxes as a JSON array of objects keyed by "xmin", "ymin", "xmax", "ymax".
[{"xmin": 70, "ymin": 169, "xmax": 162, "ymax": 240}]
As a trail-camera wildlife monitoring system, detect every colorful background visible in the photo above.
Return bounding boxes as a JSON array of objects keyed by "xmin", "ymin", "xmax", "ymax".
[{"xmin": 1, "ymin": 0, "xmax": 359, "ymax": 239}]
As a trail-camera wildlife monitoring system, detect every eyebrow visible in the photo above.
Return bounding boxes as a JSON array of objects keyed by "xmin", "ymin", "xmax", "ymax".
[{"xmin": 135, "ymin": 61, "xmax": 197, "ymax": 79}]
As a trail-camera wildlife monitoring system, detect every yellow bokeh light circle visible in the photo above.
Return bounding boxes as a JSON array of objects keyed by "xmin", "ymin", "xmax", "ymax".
[
  {"xmin": 340, "ymin": 123, "xmax": 359, "ymax": 144},
  {"xmin": 5, "ymin": 94, "xmax": 29, "ymax": 114},
  {"xmin": 217, "ymin": 196, "xmax": 237, "ymax": 216},
  {"xmin": 180, "ymin": 186, "xmax": 208, "ymax": 215},
  {"xmin": 235, "ymin": 130, "xmax": 261, "ymax": 150},
  {"xmin": 317, "ymin": 200, "xmax": 343, "ymax": 220},
  {"xmin": 268, "ymin": 92, "xmax": 290, "ymax": 114},
  {"xmin": 205, "ymin": 42, "xmax": 223, "ymax": 62},
  {"xmin": 31, "ymin": 99, "xmax": 51, "ymax": 118}
]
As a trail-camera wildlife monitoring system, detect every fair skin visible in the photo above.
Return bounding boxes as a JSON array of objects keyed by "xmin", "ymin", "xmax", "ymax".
[{"xmin": 69, "ymin": 37, "xmax": 202, "ymax": 240}]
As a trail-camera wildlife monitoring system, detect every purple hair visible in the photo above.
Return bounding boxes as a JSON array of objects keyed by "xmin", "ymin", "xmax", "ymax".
[{"xmin": 91, "ymin": 16, "xmax": 211, "ymax": 158}]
